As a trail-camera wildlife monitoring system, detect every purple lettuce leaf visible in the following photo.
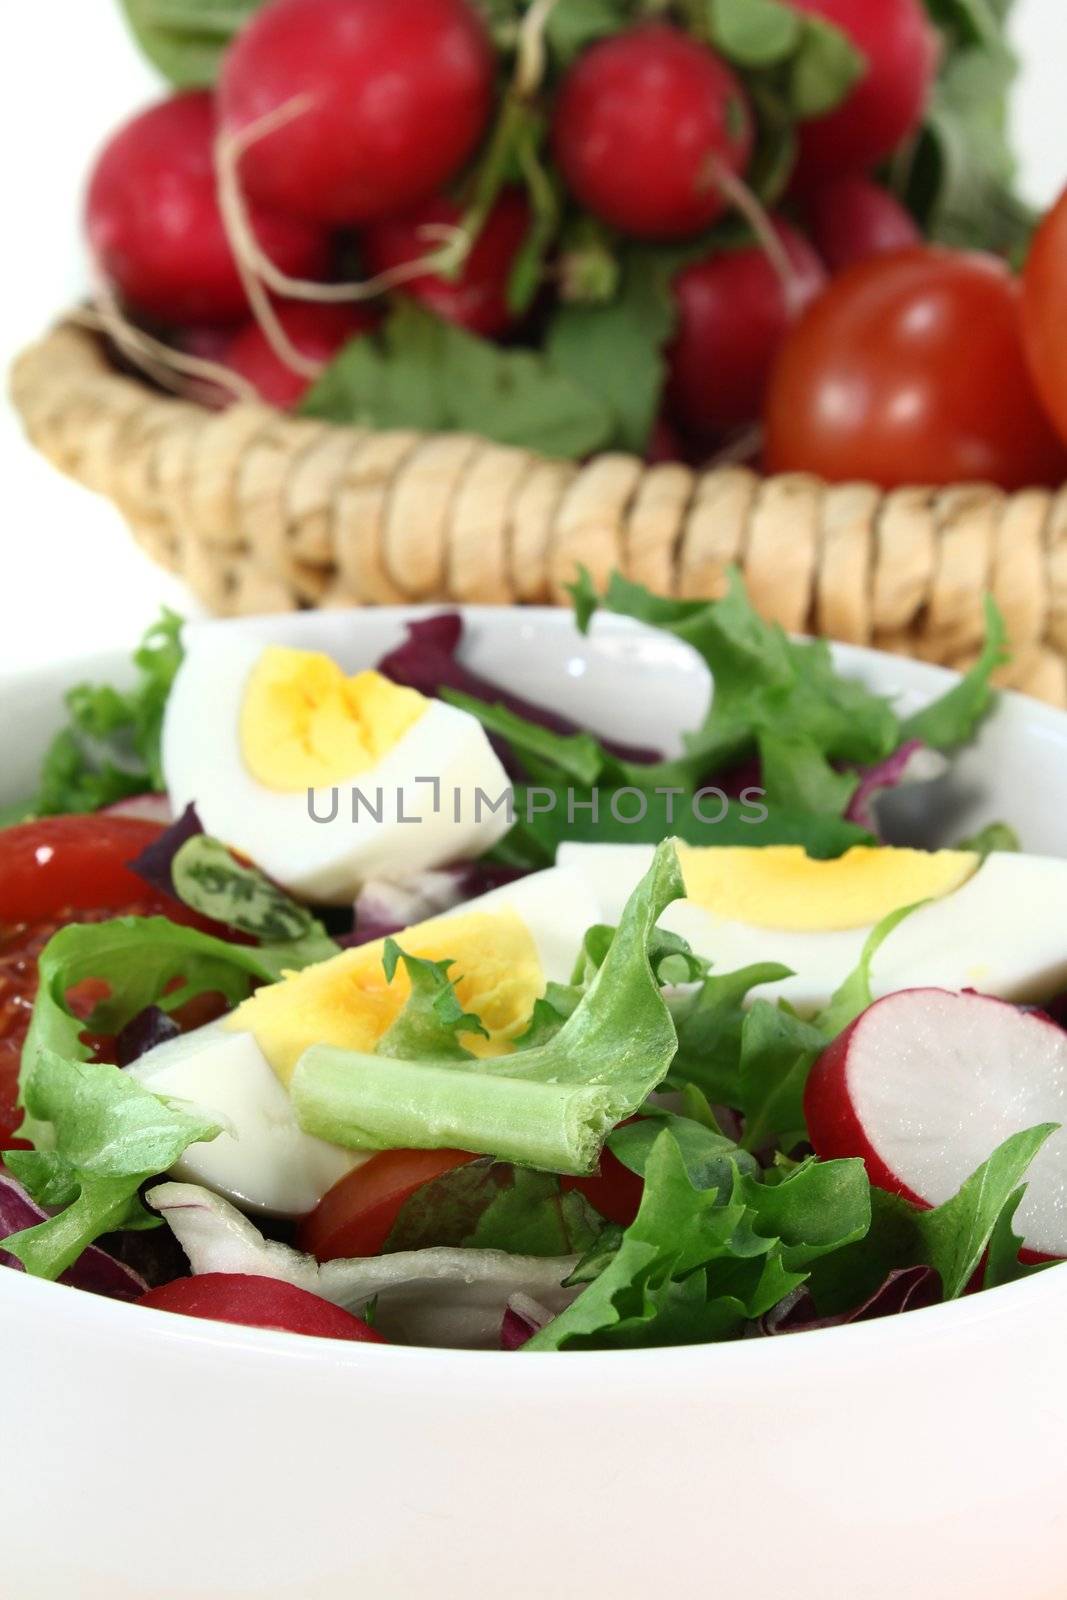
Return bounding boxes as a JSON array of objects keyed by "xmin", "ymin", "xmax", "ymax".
[
  {"xmin": 761, "ymin": 1265, "xmax": 942, "ymax": 1336},
  {"xmin": 0, "ymin": 1171, "xmax": 148, "ymax": 1302},
  {"xmin": 378, "ymin": 613, "xmax": 661, "ymax": 773},
  {"xmin": 501, "ymin": 1293, "xmax": 556, "ymax": 1350},
  {"xmin": 115, "ymin": 1005, "xmax": 181, "ymax": 1067},
  {"xmin": 845, "ymin": 740, "xmax": 930, "ymax": 835},
  {"xmin": 126, "ymin": 801, "xmax": 204, "ymax": 899}
]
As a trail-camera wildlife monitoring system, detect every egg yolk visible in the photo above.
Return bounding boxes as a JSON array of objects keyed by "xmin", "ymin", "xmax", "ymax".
[
  {"xmin": 226, "ymin": 908, "xmax": 545, "ymax": 1083},
  {"xmin": 240, "ymin": 650, "xmax": 427, "ymax": 792},
  {"xmin": 677, "ymin": 844, "xmax": 979, "ymax": 932}
]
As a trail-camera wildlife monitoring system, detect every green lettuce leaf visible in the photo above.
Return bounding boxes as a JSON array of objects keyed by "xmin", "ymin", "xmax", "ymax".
[
  {"xmin": 3, "ymin": 1051, "xmax": 221, "ymax": 1279},
  {"xmin": 900, "ymin": 597, "xmax": 1008, "ymax": 749},
  {"xmin": 376, "ymin": 941, "xmax": 489, "ymax": 1061},
  {"xmin": 171, "ymin": 835, "xmax": 338, "ymax": 964},
  {"xmin": 290, "ymin": 841, "xmax": 686, "ymax": 1174},
  {"xmin": 30, "ymin": 610, "xmax": 184, "ymax": 817}
]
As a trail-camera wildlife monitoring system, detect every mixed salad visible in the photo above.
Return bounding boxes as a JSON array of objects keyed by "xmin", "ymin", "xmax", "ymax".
[{"xmin": 1, "ymin": 574, "xmax": 1064, "ymax": 1352}]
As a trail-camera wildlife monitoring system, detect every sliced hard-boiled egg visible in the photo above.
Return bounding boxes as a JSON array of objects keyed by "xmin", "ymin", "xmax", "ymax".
[
  {"xmin": 226, "ymin": 864, "xmax": 602, "ymax": 1084},
  {"xmin": 162, "ymin": 634, "xmax": 512, "ymax": 903},
  {"xmin": 125, "ymin": 867, "xmax": 601, "ymax": 1215},
  {"xmin": 558, "ymin": 842, "xmax": 1067, "ymax": 1014},
  {"xmin": 126, "ymin": 1021, "xmax": 362, "ymax": 1217}
]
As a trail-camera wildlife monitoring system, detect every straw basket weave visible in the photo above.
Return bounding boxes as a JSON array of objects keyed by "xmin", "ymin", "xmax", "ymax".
[{"xmin": 12, "ymin": 321, "xmax": 1067, "ymax": 708}]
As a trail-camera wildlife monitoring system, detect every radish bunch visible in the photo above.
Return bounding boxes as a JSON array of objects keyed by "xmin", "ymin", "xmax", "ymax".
[{"xmin": 89, "ymin": 0, "xmax": 983, "ymax": 454}]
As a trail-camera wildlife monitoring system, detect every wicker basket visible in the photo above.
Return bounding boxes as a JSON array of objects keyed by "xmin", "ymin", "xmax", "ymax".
[{"xmin": 12, "ymin": 320, "xmax": 1067, "ymax": 708}]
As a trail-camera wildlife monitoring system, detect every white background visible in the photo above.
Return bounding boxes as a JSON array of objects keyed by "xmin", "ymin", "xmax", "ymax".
[{"xmin": 0, "ymin": 0, "xmax": 1064, "ymax": 675}]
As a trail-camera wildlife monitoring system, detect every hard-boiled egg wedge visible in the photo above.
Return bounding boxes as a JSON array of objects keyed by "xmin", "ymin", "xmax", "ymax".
[
  {"xmin": 126, "ymin": 867, "xmax": 600, "ymax": 1215},
  {"xmin": 162, "ymin": 634, "xmax": 512, "ymax": 903},
  {"xmin": 125, "ymin": 1021, "xmax": 361, "ymax": 1217},
  {"xmin": 225, "ymin": 865, "xmax": 601, "ymax": 1085},
  {"xmin": 559, "ymin": 842, "xmax": 1067, "ymax": 1013}
]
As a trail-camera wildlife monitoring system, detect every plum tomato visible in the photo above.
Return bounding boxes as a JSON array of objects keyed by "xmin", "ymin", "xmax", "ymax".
[
  {"xmin": 1022, "ymin": 185, "xmax": 1067, "ymax": 448},
  {"xmin": 765, "ymin": 247, "xmax": 1067, "ymax": 491}
]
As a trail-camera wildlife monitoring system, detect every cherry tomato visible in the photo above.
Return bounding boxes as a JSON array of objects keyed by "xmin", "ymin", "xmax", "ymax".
[
  {"xmin": 139, "ymin": 1273, "xmax": 386, "ymax": 1342},
  {"xmin": 765, "ymin": 248, "xmax": 1067, "ymax": 491},
  {"xmin": 298, "ymin": 1149, "xmax": 478, "ymax": 1261},
  {"xmin": 0, "ymin": 816, "xmax": 208, "ymax": 1148},
  {"xmin": 1022, "ymin": 185, "xmax": 1067, "ymax": 447},
  {"xmin": 562, "ymin": 1145, "xmax": 645, "ymax": 1229}
]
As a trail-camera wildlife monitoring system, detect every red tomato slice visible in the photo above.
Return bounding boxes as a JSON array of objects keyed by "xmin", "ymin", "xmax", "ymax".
[
  {"xmin": 562, "ymin": 1145, "xmax": 645, "ymax": 1228},
  {"xmin": 0, "ymin": 815, "xmax": 209, "ymax": 1148},
  {"xmin": 298, "ymin": 1149, "xmax": 478, "ymax": 1262},
  {"xmin": 0, "ymin": 816, "xmax": 188, "ymax": 925},
  {"xmin": 139, "ymin": 1273, "xmax": 386, "ymax": 1342}
]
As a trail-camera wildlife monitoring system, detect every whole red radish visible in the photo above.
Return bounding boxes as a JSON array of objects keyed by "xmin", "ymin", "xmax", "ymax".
[
  {"xmin": 362, "ymin": 190, "xmax": 532, "ymax": 338},
  {"xmin": 667, "ymin": 220, "xmax": 826, "ymax": 440},
  {"xmin": 787, "ymin": 0, "xmax": 938, "ymax": 188},
  {"xmin": 1022, "ymin": 186, "xmax": 1067, "ymax": 447},
  {"xmin": 551, "ymin": 24, "xmax": 753, "ymax": 241},
  {"xmin": 765, "ymin": 247, "xmax": 1067, "ymax": 491},
  {"xmin": 219, "ymin": 0, "xmax": 495, "ymax": 225},
  {"xmin": 140, "ymin": 1273, "xmax": 386, "ymax": 1341},
  {"xmin": 223, "ymin": 301, "xmax": 375, "ymax": 408},
  {"xmin": 803, "ymin": 176, "xmax": 920, "ymax": 273},
  {"xmin": 85, "ymin": 92, "xmax": 330, "ymax": 324},
  {"xmin": 804, "ymin": 988, "xmax": 1067, "ymax": 1260}
]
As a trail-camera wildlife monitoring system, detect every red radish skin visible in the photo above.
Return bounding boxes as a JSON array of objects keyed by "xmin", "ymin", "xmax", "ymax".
[
  {"xmin": 139, "ymin": 1273, "xmax": 386, "ymax": 1341},
  {"xmin": 219, "ymin": 0, "xmax": 495, "ymax": 225},
  {"xmin": 787, "ymin": 0, "xmax": 939, "ymax": 189},
  {"xmin": 667, "ymin": 220, "xmax": 827, "ymax": 440},
  {"xmin": 223, "ymin": 301, "xmax": 375, "ymax": 409},
  {"xmin": 804, "ymin": 988, "xmax": 1067, "ymax": 1260},
  {"xmin": 551, "ymin": 24, "xmax": 753, "ymax": 241},
  {"xmin": 803, "ymin": 177, "xmax": 921, "ymax": 273},
  {"xmin": 362, "ymin": 190, "xmax": 532, "ymax": 338},
  {"xmin": 85, "ymin": 92, "xmax": 330, "ymax": 324}
]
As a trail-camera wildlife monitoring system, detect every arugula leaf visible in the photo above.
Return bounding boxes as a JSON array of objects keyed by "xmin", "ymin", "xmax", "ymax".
[
  {"xmin": 900, "ymin": 597, "xmax": 1008, "ymax": 748},
  {"xmin": 291, "ymin": 841, "xmax": 686, "ymax": 1174},
  {"xmin": 808, "ymin": 1125, "xmax": 1056, "ymax": 1312},
  {"xmin": 300, "ymin": 302, "xmax": 612, "ymax": 460},
  {"xmin": 376, "ymin": 941, "xmax": 489, "ymax": 1061},
  {"xmin": 171, "ymin": 835, "xmax": 338, "ymax": 964},
  {"xmin": 33, "ymin": 610, "xmax": 184, "ymax": 816},
  {"xmin": 3, "ymin": 1051, "xmax": 221, "ymax": 1279},
  {"xmin": 118, "ymin": 0, "xmax": 261, "ymax": 86}
]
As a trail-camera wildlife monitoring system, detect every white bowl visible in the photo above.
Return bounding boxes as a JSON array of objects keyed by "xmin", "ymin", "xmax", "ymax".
[{"xmin": 3, "ymin": 608, "xmax": 1067, "ymax": 1600}]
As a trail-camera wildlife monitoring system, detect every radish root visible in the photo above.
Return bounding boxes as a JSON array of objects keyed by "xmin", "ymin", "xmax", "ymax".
[{"xmin": 72, "ymin": 286, "xmax": 258, "ymax": 404}]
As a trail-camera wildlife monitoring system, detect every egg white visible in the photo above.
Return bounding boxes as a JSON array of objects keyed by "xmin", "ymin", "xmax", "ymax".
[
  {"xmin": 162, "ymin": 633, "xmax": 512, "ymax": 903},
  {"xmin": 559, "ymin": 843, "xmax": 1067, "ymax": 1014},
  {"xmin": 126, "ymin": 865, "xmax": 603, "ymax": 1216}
]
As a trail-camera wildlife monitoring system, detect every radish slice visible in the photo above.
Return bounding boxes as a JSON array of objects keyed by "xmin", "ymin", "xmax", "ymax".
[
  {"xmin": 804, "ymin": 989, "xmax": 1067, "ymax": 1258},
  {"xmin": 103, "ymin": 794, "xmax": 174, "ymax": 825}
]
